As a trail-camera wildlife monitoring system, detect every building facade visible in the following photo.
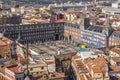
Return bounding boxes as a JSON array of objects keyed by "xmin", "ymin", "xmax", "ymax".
[
  {"xmin": 109, "ymin": 31, "xmax": 120, "ymax": 46},
  {"xmin": 64, "ymin": 22, "xmax": 81, "ymax": 43},
  {"xmin": 80, "ymin": 25, "xmax": 113, "ymax": 48},
  {"xmin": 80, "ymin": 29, "xmax": 107, "ymax": 48},
  {"xmin": 49, "ymin": 3, "xmax": 93, "ymax": 12},
  {"xmin": 0, "ymin": 20, "xmax": 115, "ymax": 49},
  {"xmin": 0, "ymin": 22, "xmax": 64, "ymax": 44}
]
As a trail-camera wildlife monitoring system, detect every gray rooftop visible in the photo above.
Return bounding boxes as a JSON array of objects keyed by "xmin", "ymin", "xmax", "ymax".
[
  {"xmin": 29, "ymin": 40, "xmax": 78, "ymax": 57},
  {"xmin": 111, "ymin": 31, "xmax": 120, "ymax": 38}
]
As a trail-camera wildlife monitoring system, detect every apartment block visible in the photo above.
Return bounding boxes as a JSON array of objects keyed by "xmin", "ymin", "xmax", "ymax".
[{"xmin": 81, "ymin": 25, "xmax": 109, "ymax": 48}]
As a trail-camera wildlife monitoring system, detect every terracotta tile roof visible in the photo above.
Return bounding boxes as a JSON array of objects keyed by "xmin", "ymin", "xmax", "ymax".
[
  {"xmin": 110, "ymin": 47, "xmax": 120, "ymax": 55},
  {"xmin": 72, "ymin": 56, "xmax": 92, "ymax": 80},
  {"xmin": 92, "ymin": 66, "xmax": 101, "ymax": 73},
  {"xmin": 47, "ymin": 61, "xmax": 55, "ymax": 65},
  {"xmin": 0, "ymin": 36, "xmax": 13, "ymax": 57},
  {"xmin": 72, "ymin": 54, "xmax": 81, "ymax": 60},
  {"xmin": 49, "ymin": 72, "xmax": 65, "ymax": 79},
  {"xmin": 111, "ymin": 57, "xmax": 120, "ymax": 63},
  {"xmin": 72, "ymin": 53, "xmax": 108, "ymax": 79},
  {"xmin": 78, "ymin": 74, "xmax": 86, "ymax": 80},
  {"xmin": 83, "ymin": 57, "xmax": 93, "ymax": 64},
  {"xmin": 84, "ymin": 57, "xmax": 108, "ymax": 73},
  {"xmin": 7, "ymin": 64, "xmax": 23, "ymax": 73},
  {"xmin": 66, "ymin": 9, "xmax": 81, "ymax": 14},
  {"xmin": 0, "ymin": 36, "xmax": 12, "ymax": 46},
  {"xmin": 93, "ymin": 57, "xmax": 108, "ymax": 66},
  {"xmin": 110, "ymin": 65, "xmax": 120, "ymax": 72},
  {"xmin": 0, "ymin": 40, "xmax": 7, "ymax": 46},
  {"xmin": 116, "ymin": 28, "xmax": 120, "ymax": 32}
]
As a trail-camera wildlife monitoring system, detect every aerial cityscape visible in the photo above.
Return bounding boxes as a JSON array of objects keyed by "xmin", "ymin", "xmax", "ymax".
[{"xmin": 0, "ymin": 0, "xmax": 120, "ymax": 80}]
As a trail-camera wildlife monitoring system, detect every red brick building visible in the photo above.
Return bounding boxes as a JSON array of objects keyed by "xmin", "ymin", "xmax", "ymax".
[{"xmin": 64, "ymin": 22, "xmax": 81, "ymax": 43}]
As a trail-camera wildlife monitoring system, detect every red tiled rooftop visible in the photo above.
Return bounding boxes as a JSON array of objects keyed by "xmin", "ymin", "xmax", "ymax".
[
  {"xmin": 116, "ymin": 28, "xmax": 120, "ymax": 32},
  {"xmin": 7, "ymin": 64, "xmax": 23, "ymax": 73},
  {"xmin": 0, "ymin": 36, "xmax": 12, "ymax": 46},
  {"xmin": 47, "ymin": 61, "xmax": 55, "ymax": 65},
  {"xmin": 0, "ymin": 40, "xmax": 7, "ymax": 46},
  {"xmin": 92, "ymin": 66, "xmax": 101, "ymax": 73},
  {"xmin": 83, "ymin": 57, "xmax": 108, "ymax": 73},
  {"xmin": 66, "ymin": 9, "xmax": 81, "ymax": 14},
  {"xmin": 110, "ymin": 65, "xmax": 120, "ymax": 72},
  {"xmin": 111, "ymin": 57, "xmax": 120, "ymax": 63},
  {"xmin": 110, "ymin": 47, "xmax": 120, "ymax": 55}
]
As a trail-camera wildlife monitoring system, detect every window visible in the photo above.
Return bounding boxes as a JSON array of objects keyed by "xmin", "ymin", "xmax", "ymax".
[
  {"xmin": 41, "ymin": 67, "xmax": 44, "ymax": 69},
  {"xmin": 51, "ymin": 74, "xmax": 56, "ymax": 77},
  {"xmin": 30, "ymin": 68, "xmax": 33, "ymax": 71}
]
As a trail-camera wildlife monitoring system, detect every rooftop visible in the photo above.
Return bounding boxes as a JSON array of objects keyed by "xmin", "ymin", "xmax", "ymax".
[
  {"xmin": 72, "ymin": 52, "xmax": 108, "ymax": 80},
  {"xmin": 65, "ymin": 9, "xmax": 81, "ymax": 14},
  {"xmin": 110, "ymin": 47, "xmax": 120, "ymax": 54},
  {"xmin": 77, "ymin": 49, "xmax": 103, "ymax": 60},
  {"xmin": 7, "ymin": 64, "xmax": 23, "ymax": 73},
  {"xmin": 111, "ymin": 31, "xmax": 120, "ymax": 39},
  {"xmin": 29, "ymin": 40, "xmax": 78, "ymax": 57},
  {"xmin": 0, "ymin": 36, "xmax": 12, "ymax": 46},
  {"xmin": 110, "ymin": 65, "xmax": 120, "ymax": 72},
  {"xmin": 49, "ymin": 72, "xmax": 65, "ymax": 79},
  {"xmin": 111, "ymin": 57, "xmax": 120, "ymax": 63}
]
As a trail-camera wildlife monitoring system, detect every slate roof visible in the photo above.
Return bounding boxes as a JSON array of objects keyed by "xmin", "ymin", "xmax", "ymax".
[
  {"xmin": 87, "ymin": 25, "xmax": 114, "ymax": 36},
  {"xmin": 87, "ymin": 25, "xmax": 104, "ymax": 33},
  {"xmin": 111, "ymin": 31, "xmax": 120, "ymax": 38}
]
